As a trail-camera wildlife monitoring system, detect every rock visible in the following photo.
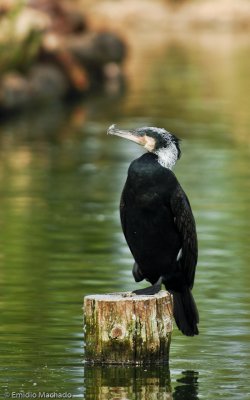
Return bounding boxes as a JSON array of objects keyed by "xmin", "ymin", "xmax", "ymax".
[
  {"xmin": 0, "ymin": 64, "xmax": 69, "ymax": 110},
  {"xmin": 65, "ymin": 32, "xmax": 127, "ymax": 66},
  {"xmin": 41, "ymin": 31, "xmax": 126, "ymax": 92},
  {"xmin": 0, "ymin": 73, "xmax": 31, "ymax": 110},
  {"xmin": 29, "ymin": 64, "xmax": 69, "ymax": 100}
]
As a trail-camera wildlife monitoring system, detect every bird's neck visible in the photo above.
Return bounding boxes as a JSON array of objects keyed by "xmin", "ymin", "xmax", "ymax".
[{"xmin": 155, "ymin": 144, "xmax": 178, "ymax": 170}]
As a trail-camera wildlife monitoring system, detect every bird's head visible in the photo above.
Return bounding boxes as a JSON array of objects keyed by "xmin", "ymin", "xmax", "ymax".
[{"xmin": 107, "ymin": 124, "xmax": 181, "ymax": 169}]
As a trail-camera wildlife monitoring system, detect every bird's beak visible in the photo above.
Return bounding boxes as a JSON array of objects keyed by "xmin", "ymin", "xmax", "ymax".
[{"xmin": 107, "ymin": 124, "xmax": 146, "ymax": 146}]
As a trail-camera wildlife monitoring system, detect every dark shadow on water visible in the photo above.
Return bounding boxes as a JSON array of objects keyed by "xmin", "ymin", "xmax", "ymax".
[
  {"xmin": 83, "ymin": 364, "xmax": 199, "ymax": 400},
  {"xmin": 173, "ymin": 370, "xmax": 199, "ymax": 400}
]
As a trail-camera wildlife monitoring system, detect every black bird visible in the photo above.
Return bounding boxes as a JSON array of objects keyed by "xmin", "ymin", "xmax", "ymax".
[{"xmin": 107, "ymin": 124, "xmax": 199, "ymax": 336}]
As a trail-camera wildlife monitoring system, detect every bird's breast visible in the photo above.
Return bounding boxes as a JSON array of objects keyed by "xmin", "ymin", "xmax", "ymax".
[{"xmin": 135, "ymin": 191, "xmax": 162, "ymax": 209}]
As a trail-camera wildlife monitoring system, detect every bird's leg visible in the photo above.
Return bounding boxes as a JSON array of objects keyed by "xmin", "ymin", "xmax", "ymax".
[
  {"xmin": 132, "ymin": 262, "xmax": 144, "ymax": 282},
  {"xmin": 132, "ymin": 277, "xmax": 162, "ymax": 295}
]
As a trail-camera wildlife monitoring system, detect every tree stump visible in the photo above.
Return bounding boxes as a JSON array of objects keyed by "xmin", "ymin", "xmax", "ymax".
[{"xmin": 83, "ymin": 290, "xmax": 173, "ymax": 365}]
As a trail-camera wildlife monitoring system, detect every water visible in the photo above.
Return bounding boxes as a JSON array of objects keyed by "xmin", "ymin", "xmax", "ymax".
[{"xmin": 0, "ymin": 31, "xmax": 250, "ymax": 399}]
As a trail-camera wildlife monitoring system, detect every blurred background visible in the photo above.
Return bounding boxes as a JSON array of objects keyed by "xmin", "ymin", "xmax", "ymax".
[{"xmin": 0, "ymin": 0, "xmax": 250, "ymax": 399}]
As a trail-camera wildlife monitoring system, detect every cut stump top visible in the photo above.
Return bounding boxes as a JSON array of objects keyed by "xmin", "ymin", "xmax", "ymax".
[{"xmin": 84, "ymin": 290, "xmax": 171, "ymax": 302}]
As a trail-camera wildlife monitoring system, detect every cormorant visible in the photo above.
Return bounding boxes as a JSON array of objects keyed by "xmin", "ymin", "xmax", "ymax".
[{"xmin": 107, "ymin": 124, "xmax": 199, "ymax": 336}]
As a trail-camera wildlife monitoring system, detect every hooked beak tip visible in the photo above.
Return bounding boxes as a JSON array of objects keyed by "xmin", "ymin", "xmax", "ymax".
[{"xmin": 107, "ymin": 124, "xmax": 116, "ymax": 135}]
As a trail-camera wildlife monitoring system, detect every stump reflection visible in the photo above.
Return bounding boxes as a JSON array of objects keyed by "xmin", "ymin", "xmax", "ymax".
[{"xmin": 84, "ymin": 364, "xmax": 172, "ymax": 400}]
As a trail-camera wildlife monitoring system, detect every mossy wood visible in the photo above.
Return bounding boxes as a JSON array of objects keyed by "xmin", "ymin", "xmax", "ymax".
[{"xmin": 83, "ymin": 290, "xmax": 173, "ymax": 365}]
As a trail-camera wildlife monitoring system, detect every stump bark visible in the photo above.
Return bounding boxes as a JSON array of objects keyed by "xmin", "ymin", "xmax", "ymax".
[{"xmin": 83, "ymin": 290, "xmax": 173, "ymax": 365}]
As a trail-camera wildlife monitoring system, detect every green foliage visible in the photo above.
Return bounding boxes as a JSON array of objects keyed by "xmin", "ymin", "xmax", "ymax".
[{"xmin": 0, "ymin": 1, "xmax": 42, "ymax": 73}]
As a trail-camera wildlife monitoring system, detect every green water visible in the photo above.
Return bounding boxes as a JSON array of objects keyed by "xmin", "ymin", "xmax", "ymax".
[{"xmin": 1, "ymin": 33, "xmax": 250, "ymax": 399}]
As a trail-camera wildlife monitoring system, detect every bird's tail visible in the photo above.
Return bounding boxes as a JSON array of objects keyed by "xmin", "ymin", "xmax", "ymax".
[{"xmin": 172, "ymin": 288, "xmax": 199, "ymax": 336}]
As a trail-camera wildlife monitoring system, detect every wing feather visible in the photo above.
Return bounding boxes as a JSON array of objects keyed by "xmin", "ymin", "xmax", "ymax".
[
  {"xmin": 120, "ymin": 187, "xmax": 126, "ymax": 237},
  {"xmin": 120, "ymin": 185, "xmax": 145, "ymax": 282},
  {"xmin": 170, "ymin": 185, "xmax": 198, "ymax": 289}
]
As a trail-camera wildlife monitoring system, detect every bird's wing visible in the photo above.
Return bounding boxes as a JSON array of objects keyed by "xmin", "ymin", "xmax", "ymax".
[
  {"xmin": 120, "ymin": 186, "xmax": 145, "ymax": 282},
  {"xmin": 120, "ymin": 186, "xmax": 132, "ymax": 253},
  {"xmin": 170, "ymin": 185, "xmax": 198, "ymax": 289},
  {"xmin": 120, "ymin": 187, "xmax": 127, "ymax": 237}
]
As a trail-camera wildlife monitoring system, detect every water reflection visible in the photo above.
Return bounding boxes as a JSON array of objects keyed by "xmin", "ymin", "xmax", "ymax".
[
  {"xmin": 173, "ymin": 371, "xmax": 199, "ymax": 400},
  {"xmin": 84, "ymin": 365, "xmax": 199, "ymax": 400}
]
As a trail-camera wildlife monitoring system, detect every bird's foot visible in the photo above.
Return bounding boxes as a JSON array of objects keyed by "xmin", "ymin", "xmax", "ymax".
[{"xmin": 132, "ymin": 277, "xmax": 162, "ymax": 296}]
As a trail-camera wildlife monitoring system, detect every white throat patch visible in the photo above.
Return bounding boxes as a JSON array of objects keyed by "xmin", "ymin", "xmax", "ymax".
[{"xmin": 155, "ymin": 142, "xmax": 178, "ymax": 170}]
